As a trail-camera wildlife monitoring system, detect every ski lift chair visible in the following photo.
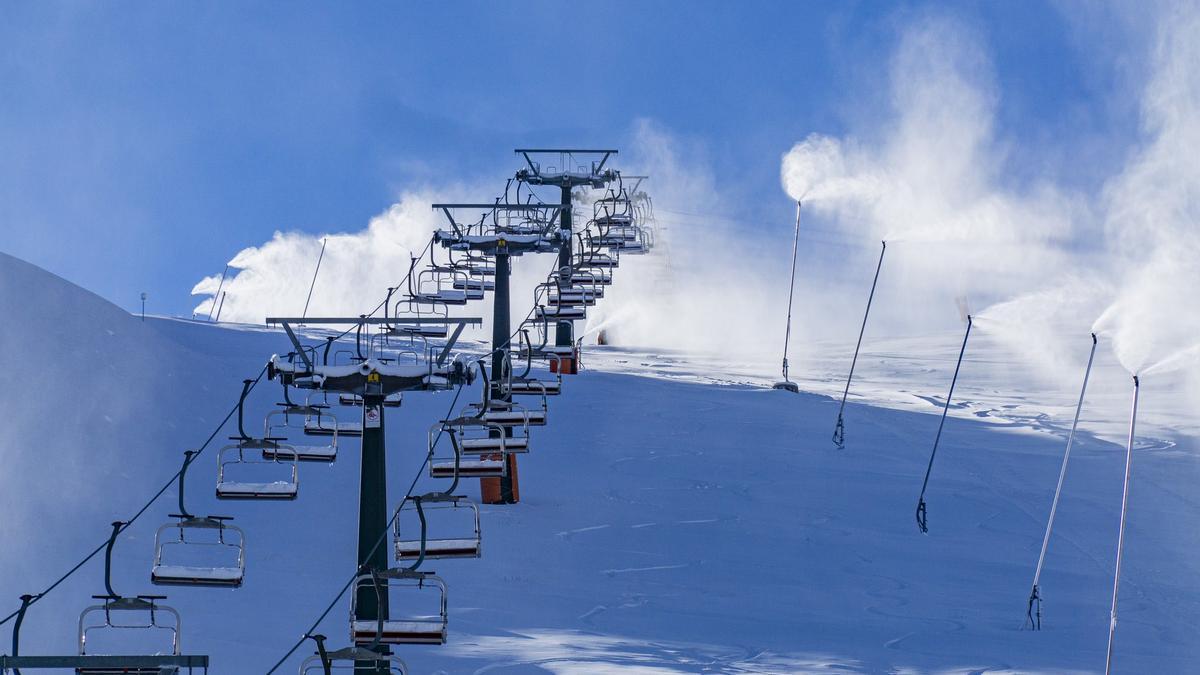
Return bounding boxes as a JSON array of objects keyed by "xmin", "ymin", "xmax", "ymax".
[
  {"xmin": 428, "ymin": 417, "xmax": 509, "ymax": 479},
  {"xmin": 215, "ymin": 442, "xmax": 299, "ymax": 500},
  {"xmin": 409, "ymin": 267, "xmax": 477, "ymax": 305},
  {"xmin": 151, "ymin": 451, "xmax": 247, "ymax": 587},
  {"xmin": 76, "ymin": 596, "xmax": 183, "ymax": 674},
  {"xmin": 151, "ymin": 517, "xmax": 245, "ymax": 587},
  {"xmin": 508, "ymin": 331, "xmax": 563, "ymax": 397},
  {"xmin": 350, "ymin": 570, "xmax": 448, "ymax": 645},
  {"xmin": 264, "ymin": 407, "xmax": 338, "ymax": 462},
  {"xmin": 394, "ymin": 495, "xmax": 481, "ymax": 561},
  {"xmin": 390, "ymin": 299, "xmax": 449, "ymax": 339}
]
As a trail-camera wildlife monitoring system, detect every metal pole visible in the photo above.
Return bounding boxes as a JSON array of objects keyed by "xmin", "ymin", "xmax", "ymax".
[
  {"xmin": 915, "ymin": 315, "xmax": 972, "ymax": 533},
  {"xmin": 556, "ymin": 185, "xmax": 573, "ymax": 353},
  {"xmin": 140, "ymin": 292, "xmax": 146, "ymax": 322},
  {"xmin": 781, "ymin": 201, "xmax": 801, "ymax": 383},
  {"xmin": 214, "ymin": 291, "xmax": 227, "ymax": 323},
  {"xmin": 490, "ymin": 248, "xmax": 518, "ymax": 503},
  {"xmin": 833, "ymin": 240, "xmax": 886, "ymax": 447},
  {"xmin": 356, "ymin": 391, "xmax": 390, "ymax": 672},
  {"xmin": 207, "ymin": 265, "xmax": 229, "ymax": 321},
  {"xmin": 1027, "ymin": 332, "xmax": 1097, "ymax": 629},
  {"xmin": 1105, "ymin": 375, "xmax": 1139, "ymax": 675},
  {"xmin": 302, "ymin": 238, "xmax": 328, "ymax": 323}
]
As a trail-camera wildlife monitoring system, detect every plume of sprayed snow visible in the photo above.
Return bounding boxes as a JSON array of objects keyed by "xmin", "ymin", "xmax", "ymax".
[
  {"xmin": 581, "ymin": 120, "xmax": 788, "ymax": 362},
  {"xmin": 780, "ymin": 15, "xmax": 1080, "ymax": 339},
  {"xmin": 1092, "ymin": 5, "xmax": 1200, "ymax": 377},
  {"xmin": 192, "ymin": 188, "xmax": 476, "ymax": 325}
]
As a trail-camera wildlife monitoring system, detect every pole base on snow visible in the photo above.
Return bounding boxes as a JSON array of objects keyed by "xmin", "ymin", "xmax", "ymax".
[
  {"xmin": 772, "ymin": 381, "xmax": 799, "ymax": 393},
  {"xmin": 1027, "ymin": 585, "xmax": 1042, "ymax": 631},
  {"xmin": 832, "ymin": 414, "xmax": 845, "ymax": 449}
]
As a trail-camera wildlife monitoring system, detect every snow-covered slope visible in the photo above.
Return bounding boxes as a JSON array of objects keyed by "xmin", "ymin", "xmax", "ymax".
[{"xmin": 1, "ymin": 252, "xmax": 1197, "ymax": 673}]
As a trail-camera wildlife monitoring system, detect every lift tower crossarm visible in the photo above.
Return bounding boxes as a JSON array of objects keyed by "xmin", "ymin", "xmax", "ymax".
[
  {"xmin": 266, "ymin": 317, "xmax": 481, "ymax": 369},
  {"xmin": 432, "ymin": 203, "xmax": 565, "ymax": 239},
  {"xmin": 514, "ymin": 149, "xmax": 618, "ymax": 187}
]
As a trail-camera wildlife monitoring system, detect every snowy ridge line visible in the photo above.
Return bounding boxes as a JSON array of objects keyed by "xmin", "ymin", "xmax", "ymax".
[
  {"xmin": 263, "ymin": 376, "xmax": 469, "ymax": 673},
  {"xmin": 0, "ymin": 362, "xmax": 270, "ymax": 630}
]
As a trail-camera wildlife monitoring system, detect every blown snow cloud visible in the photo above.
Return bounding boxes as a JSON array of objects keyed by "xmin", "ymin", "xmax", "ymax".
[
  {"xmin": 191, "ymin": 189, "xmax": 467, "ymax": 324},
  {"xmin": 780, "ymin": 7, "xmax": 1200, "ymax": 385}
]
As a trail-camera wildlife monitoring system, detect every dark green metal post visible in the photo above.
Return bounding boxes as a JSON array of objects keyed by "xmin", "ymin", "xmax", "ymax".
[
  {"xmin": 356, "ymin": 396, "xmax": 390, "ymax": 672},
  {"xmin": 556, "ymin": 185, "xmax": 573, "ymax": 349},
  {"xmin": 491, "ymin": 248, "xmax": 517, "ymax": 503}
]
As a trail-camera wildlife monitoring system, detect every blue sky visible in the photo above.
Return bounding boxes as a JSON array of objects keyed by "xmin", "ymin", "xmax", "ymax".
[{"xmin": 0, "ymin": 1, "xmax": 1149, "ymax": 316}]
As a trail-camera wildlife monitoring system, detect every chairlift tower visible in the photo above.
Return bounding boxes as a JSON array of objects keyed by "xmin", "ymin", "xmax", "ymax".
[
  {"xmin": 265, "ymin": 316, "xmax": 479, "ymax": 670},
  {"xmin": 515, "ymin": 149, "xmax": 618, "ymax": 372},
  {"xmin": 433, "ymin": 202, "xmax": 566, "ymax": 503}
]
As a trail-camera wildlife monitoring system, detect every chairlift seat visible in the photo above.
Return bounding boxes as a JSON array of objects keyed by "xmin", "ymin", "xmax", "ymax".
[
  {"xmin": 569, "ymin": 270, "xmax": 612, "ymax": 285},
  {"xmin": 460, "ymin": 436, "xmax": 530, "ymax": 453},
  {"xmin": 548, "ymin": 294, "xmax": 596, "ymax": 307},
  {"xmin": 394, "ymin": 324, "xmax": 449, "ymax": 338},
  {"xmin": 479, "ymin": 409, "xmax": 546, "ymax": 427},
  {"xmin": 305, "ymin": 419, "xmax": 362, "ymax": 437},
  {"xmin": 395, "ymin": 538, "xmax": 480, "ymax": 560},
  {"xmin": 412, "ymin": 290, "xmax": 469, "ymax": 305},
  {"xmin": 351, "ymin": 620, "xmax": 446, "ymax": 645},
  {"xmin": 579, "ymin": 253, "xmax": 618, "ymax": 268},
  {"xmin": 151, "ymin": 564, "xmax": 243, "ymax": 587},
  {"xmin": 215, "ymin": 480, "xmax": 298, "ymax": 500},
  {"xmin": 430, "ymin": 458, "xmax": 505, "ymax": 478},
  {"xmin": 510, "ymin": 379, "xmax": 561, "ymax": 395},
  {"xmin": 263, "ymin": 443, "xmax": 337, "ymax": 462},
  {"xmin": 453, "ymin": 277, "xmax": 495, "ymax": 291},
  {"xmin": 536, "ymin": 306, "xmax": 587, "ymax": 321}
]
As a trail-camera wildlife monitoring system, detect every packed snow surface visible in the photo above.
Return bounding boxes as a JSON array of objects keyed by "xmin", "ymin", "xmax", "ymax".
[{"xmin": 1, "ymin": 251, "xmax": 1197, "ymax": 673}]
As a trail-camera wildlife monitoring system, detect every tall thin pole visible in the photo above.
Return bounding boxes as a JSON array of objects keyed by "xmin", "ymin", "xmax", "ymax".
[
  {"xmin": 780, "ymin": 201, "xmax": 802, "ymax": 383},
  {"xmin": 302, "ymin": 237, "xmax": 328, "ymax": 322},
  {"xmin": 915, "ymin": 315, "xmax": 972, "ymax": 533},
  {"xmin": 1105, "ymin": 375, "xmax": 1139, "ymax": 675},
  {"xmin": 1027, "ymin": 332, "xmax": 1097, "ymax": 629},
  {"xmin": 833, "ymin": 240, "xmax": 886, "ymax": 448},
  {"xmin": 214, "ymin": 291, "xmax": 227, "ymax": 323},
  {"xmin": 207, "ymin": 265, "xmax": 229, "ymax": 322}
]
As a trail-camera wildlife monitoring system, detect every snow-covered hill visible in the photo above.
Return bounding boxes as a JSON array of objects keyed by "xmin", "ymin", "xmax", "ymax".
[{"xmin": 1, "ymin": 252, "xmax": 1197, "ymax": 673}]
